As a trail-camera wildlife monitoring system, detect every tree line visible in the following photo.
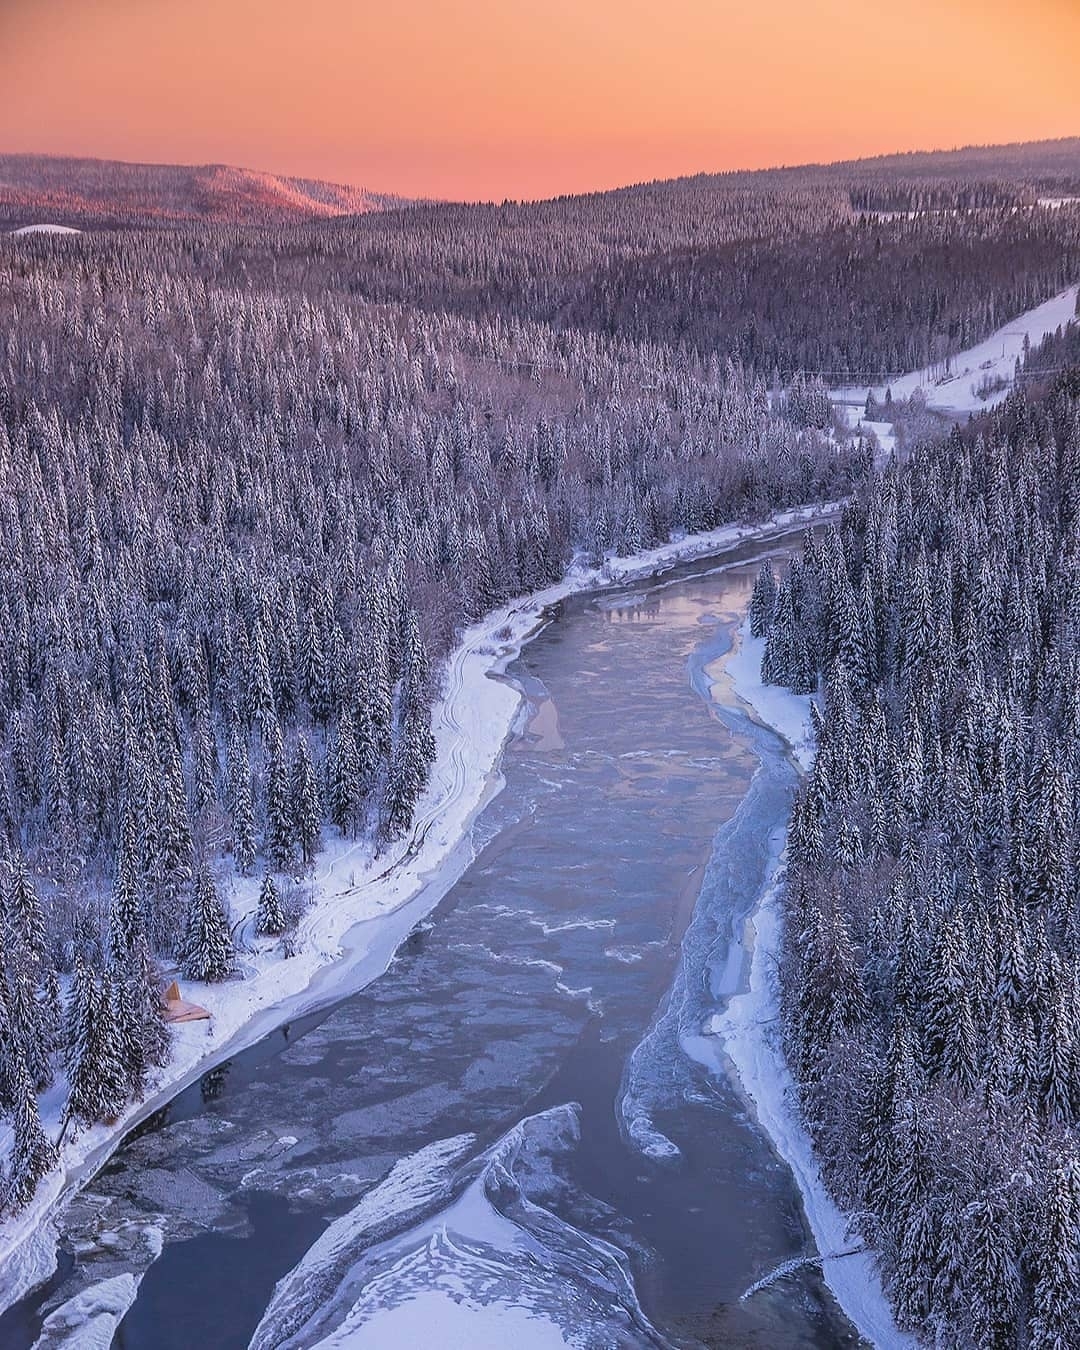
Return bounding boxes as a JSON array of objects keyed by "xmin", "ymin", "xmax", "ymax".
[{"xmin": 754, "ymin": 367, "xmax": 1080, "ymax": 1348}]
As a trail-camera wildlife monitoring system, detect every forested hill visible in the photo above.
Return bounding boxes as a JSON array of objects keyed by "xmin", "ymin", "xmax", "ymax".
[
  {"xmin": 0, "ymin": 154, "xmax": 404, "ymax": 230},
  {"xmin": 753, "ymin": 365, "xmax": 1080, "ymax": 1347},
  {"xmin": 6, "ymin": 140, "xmax": 1080, "ymax": 381}
]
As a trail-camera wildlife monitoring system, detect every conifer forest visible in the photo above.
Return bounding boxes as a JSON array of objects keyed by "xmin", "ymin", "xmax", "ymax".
[{"xmin": 2, "ymin": 132, "xmax": 1080, "ymax": 1350}]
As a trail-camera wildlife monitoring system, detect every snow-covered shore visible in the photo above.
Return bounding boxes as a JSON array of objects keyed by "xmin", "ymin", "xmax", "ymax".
[
  {"xmin": 718, "ymin": 625, "xmax": 916, "ymax": 1349},
  {"xmin": 0, "ymin": 501, "xmax": 836, "ymax": 1310}
]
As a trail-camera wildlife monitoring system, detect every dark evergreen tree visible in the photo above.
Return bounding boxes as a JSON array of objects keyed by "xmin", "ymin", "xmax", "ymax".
[
  {"xmin": 179, "ymin": 870, "xmax": 234, "ymax": 983},
  {"xmin": 5, "ymin": 1054, "xmax": 56, "ymax": 1211},
  {"xmin": 255, "ymin": 873, "xmax": 287, "ymax": 938}
]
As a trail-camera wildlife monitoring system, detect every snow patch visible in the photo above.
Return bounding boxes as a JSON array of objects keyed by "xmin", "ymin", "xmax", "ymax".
[
  {"xmin": 724, "ymin": 628, "xmax": 814, "ymax": 770},
  {"xmin": 11, "ymin": 225, "xmax": 83, "ymax": 237},
  {"xmin": 308, "ymin": 1287, "xmax": 574, "ymax": 1349},
  {"xmin": 832, "ymin": 284, "xmax": 1080, "ymax": 419}
]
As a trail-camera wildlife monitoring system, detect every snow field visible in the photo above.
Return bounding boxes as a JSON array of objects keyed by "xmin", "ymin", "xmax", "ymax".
[{"xmin": 10, "ymin": 225, "xmax": 83, "ymax": 236}]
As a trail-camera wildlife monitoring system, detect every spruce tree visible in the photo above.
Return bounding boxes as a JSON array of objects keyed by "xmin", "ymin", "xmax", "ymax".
[
  {"xmin": 1030, "ymin": 1159, "xmax": 1080, "ymax": 1350},
  {"xmin": 6, "ymin": 1054, "xmax": 57, "ymax": 1211},
  {"xmin": 748, "ymin": 560, "xmax": 778, "ymax": 638},
  {"xmin": 264, "ymin": 722, "xmax": 294, "ymax": 870},
  {"xmin": 327, "ymin": 708, "xmax": 362, "ymax": 835},
  {"xmin": 63, "ymin": 957, "xmax": 105, "ymax": 1129},
  {"xmin": 290, "ymin": 736, "xmax": 321, "ymax": 865},
  {"xmin": 227, "ymin": 726, "xmax": 257, "ymax": 874},
  {"xmin": 256, "ymin": 873, "xmax": 287, "ymax": 938},
  {"xmin": 108, "ymin": 803, "xmax": 145, "ymax": 963},
  {"xmin": 179, "ymin": 869, "xmax": 234, "ymax": 983}
]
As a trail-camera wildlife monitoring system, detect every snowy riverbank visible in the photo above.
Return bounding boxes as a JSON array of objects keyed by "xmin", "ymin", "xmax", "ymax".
[
  {"xmin": 718, "ymin": 625, "xmax": 916, "ymax": 1350},
  {"xmin": 0, "ymin": 502, "xmax": 837, "ymax": 1312}
]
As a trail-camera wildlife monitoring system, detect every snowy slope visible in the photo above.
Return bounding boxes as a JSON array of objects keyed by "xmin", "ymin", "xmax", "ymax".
[
  {"xmin": 11, "ymin": 225, "xmax": 83, "ymax": 236},
  {"xmin": 833, "ymin": 284, "xmax": 1080, "ymax": 419}
]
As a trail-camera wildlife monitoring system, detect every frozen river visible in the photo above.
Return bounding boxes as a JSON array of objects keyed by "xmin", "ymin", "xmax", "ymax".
[{"xmin": 3, "ymin": 542, "xmax": 860, "ymax": 1349}]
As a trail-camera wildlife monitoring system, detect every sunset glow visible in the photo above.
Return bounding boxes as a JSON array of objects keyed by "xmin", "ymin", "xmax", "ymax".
[{"xmin": 2, "ymin": 0, "xmax": 1078, "ymax": 199}]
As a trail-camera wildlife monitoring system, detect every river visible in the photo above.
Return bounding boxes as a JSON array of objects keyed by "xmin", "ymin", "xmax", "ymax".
[{"xmin": 3, "ymin": 539, "xmax": 860, "ymax": 1349}]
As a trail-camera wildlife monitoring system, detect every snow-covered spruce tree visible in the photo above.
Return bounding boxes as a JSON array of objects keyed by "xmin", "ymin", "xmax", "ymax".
[
  {"xmin": 264, "ymin": 721, "xmax": 295, "ymax": 871},
  {"xmin": 226, "ymin": 727, "xmax": 257, "ymax": 875},
  {"xmin": 748, "ymin": 559, "xmax": 777, "ymax": 638},
  {"xmin": 62, "ymin": 957, "xmax": 125, "ymax": 1129},
  {"xmin": 108, "ymin": 803, "xmax": 146, "ymax": 963},
  {"xmin": 2, "ymin": 854, "xmax": 58, "ymax": 1092},
  {"xmin": 179, "ymin": 870, "xmax": 234, "ymax": 983},
  {"xmin": 95, "ymin": 965, "xmax": 134, "ymax": 1122},
  {"xmin": 152, "ymin": 734, "xmax": 193, "ymax": 952},
  {"xmin": 1029, "ymin": 1158, "xmax": 1080, "ymax": 1350},
  {"xmin": 290, "ymin": 735, "xmax": 322, "ymax": 865},
  {"xmin": 256, "ymin": 873, "xmax": 287, "ymax": 938},
  {"xmin": 5, "ymin": 1053, "xmax": 57, "ymax": 1212},
  {"xmin": 327, "ymin": 708, "xmax": 362, "ymax": 835},
  {"xmin": 115, "ymin": 937, "xmax": 170, "ymax": 1096},
  {"xmin": 380, "ymin": 612, "xmax": 436, "ymax": 842}
]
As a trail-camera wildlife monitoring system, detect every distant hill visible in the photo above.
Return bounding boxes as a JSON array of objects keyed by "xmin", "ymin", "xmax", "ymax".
[
  {"xmin": 4, "ymin": 138, "xmax": 1077, "ymax": 234},
  {"xmin": 0, "ymin": 154, "xmax": 404, "ymax": 229}
]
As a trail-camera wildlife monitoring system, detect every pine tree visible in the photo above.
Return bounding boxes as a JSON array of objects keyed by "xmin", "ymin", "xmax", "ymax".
[
  {"xmin": 964, "ymin": 1194, "xmax": 1020, "ymax": 1350},
  {"xmin": 153, "ymin": 736, "xmax": 193, "ymax": 946},
  {"xmin": 1030, "ymin": 1158, "xmax": 1080, "ymax": 1350},
  {"xmin": 108, "ymin": 801, "xmax": 145, "ymax": 963},
  {"xmin": 256, "ymin": 873, "xmax": 287, "ymax": 938},
  {"xmin": 96, "ymin": 965, "xmax": 132, "ymax": 1121},
  {"xmin": 179, "ymin": 870, "xmax": 233, "ymax": 983},
  {"xmin": 227, "ymin": 726, "xmax": 257, "ymax": 874},
  {"xmin": 381, "ymin": 608, "xmax": 437, "ymax": 840},
  {"xmin": 112, "ymin": 937, "xmax": 169, "ymax": 1098},
  {"xmin": 5, "ymin": 1053, "xmax": 57, "ymax": 1211},
  {"xmin": 4, "ymin": 939, "xmax": 55, "ymax": 1094},
  {"xmin": 749, "ymin": 560, "xmax": 778, "ymax": 638},
  {"xmin": 327, "ymin": 708, "xmax": 362, "ymax": 834},
  {"xmin": 63, "ymin": 957, "xmax": 105, "ymax": 1129},
  {"xmin": 290, "ymin": 735, "xmax": 321, "ymax": 865},
  {"xmin": 264, "ymin": 722, "xmax": 294, "ymax": 870}
]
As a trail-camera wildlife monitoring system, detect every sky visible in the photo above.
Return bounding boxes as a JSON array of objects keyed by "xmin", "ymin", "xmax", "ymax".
[{"xmin": 2, "ymin": 0, "xmax": 1079, "ymax": 201}]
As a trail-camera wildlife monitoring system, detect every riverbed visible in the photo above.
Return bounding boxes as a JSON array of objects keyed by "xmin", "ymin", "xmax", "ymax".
[{"xmin": 3, "ymin": 544, "xmax": 861, "ymax": 1350}]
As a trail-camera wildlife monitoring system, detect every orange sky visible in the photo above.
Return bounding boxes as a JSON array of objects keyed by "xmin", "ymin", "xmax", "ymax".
[{"xmin": 2, "ymin": 0, "xmax": 1079, "ymax": 201}]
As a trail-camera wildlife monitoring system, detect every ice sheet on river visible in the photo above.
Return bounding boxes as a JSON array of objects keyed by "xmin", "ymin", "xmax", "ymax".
[
  {"xmin": 31, "ymin": 1273, "xmax": 140, "ymax": 1350},
  {"xmin": 249, "ymin": 1105, "xmax": 668, "ymax": 1350}
]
